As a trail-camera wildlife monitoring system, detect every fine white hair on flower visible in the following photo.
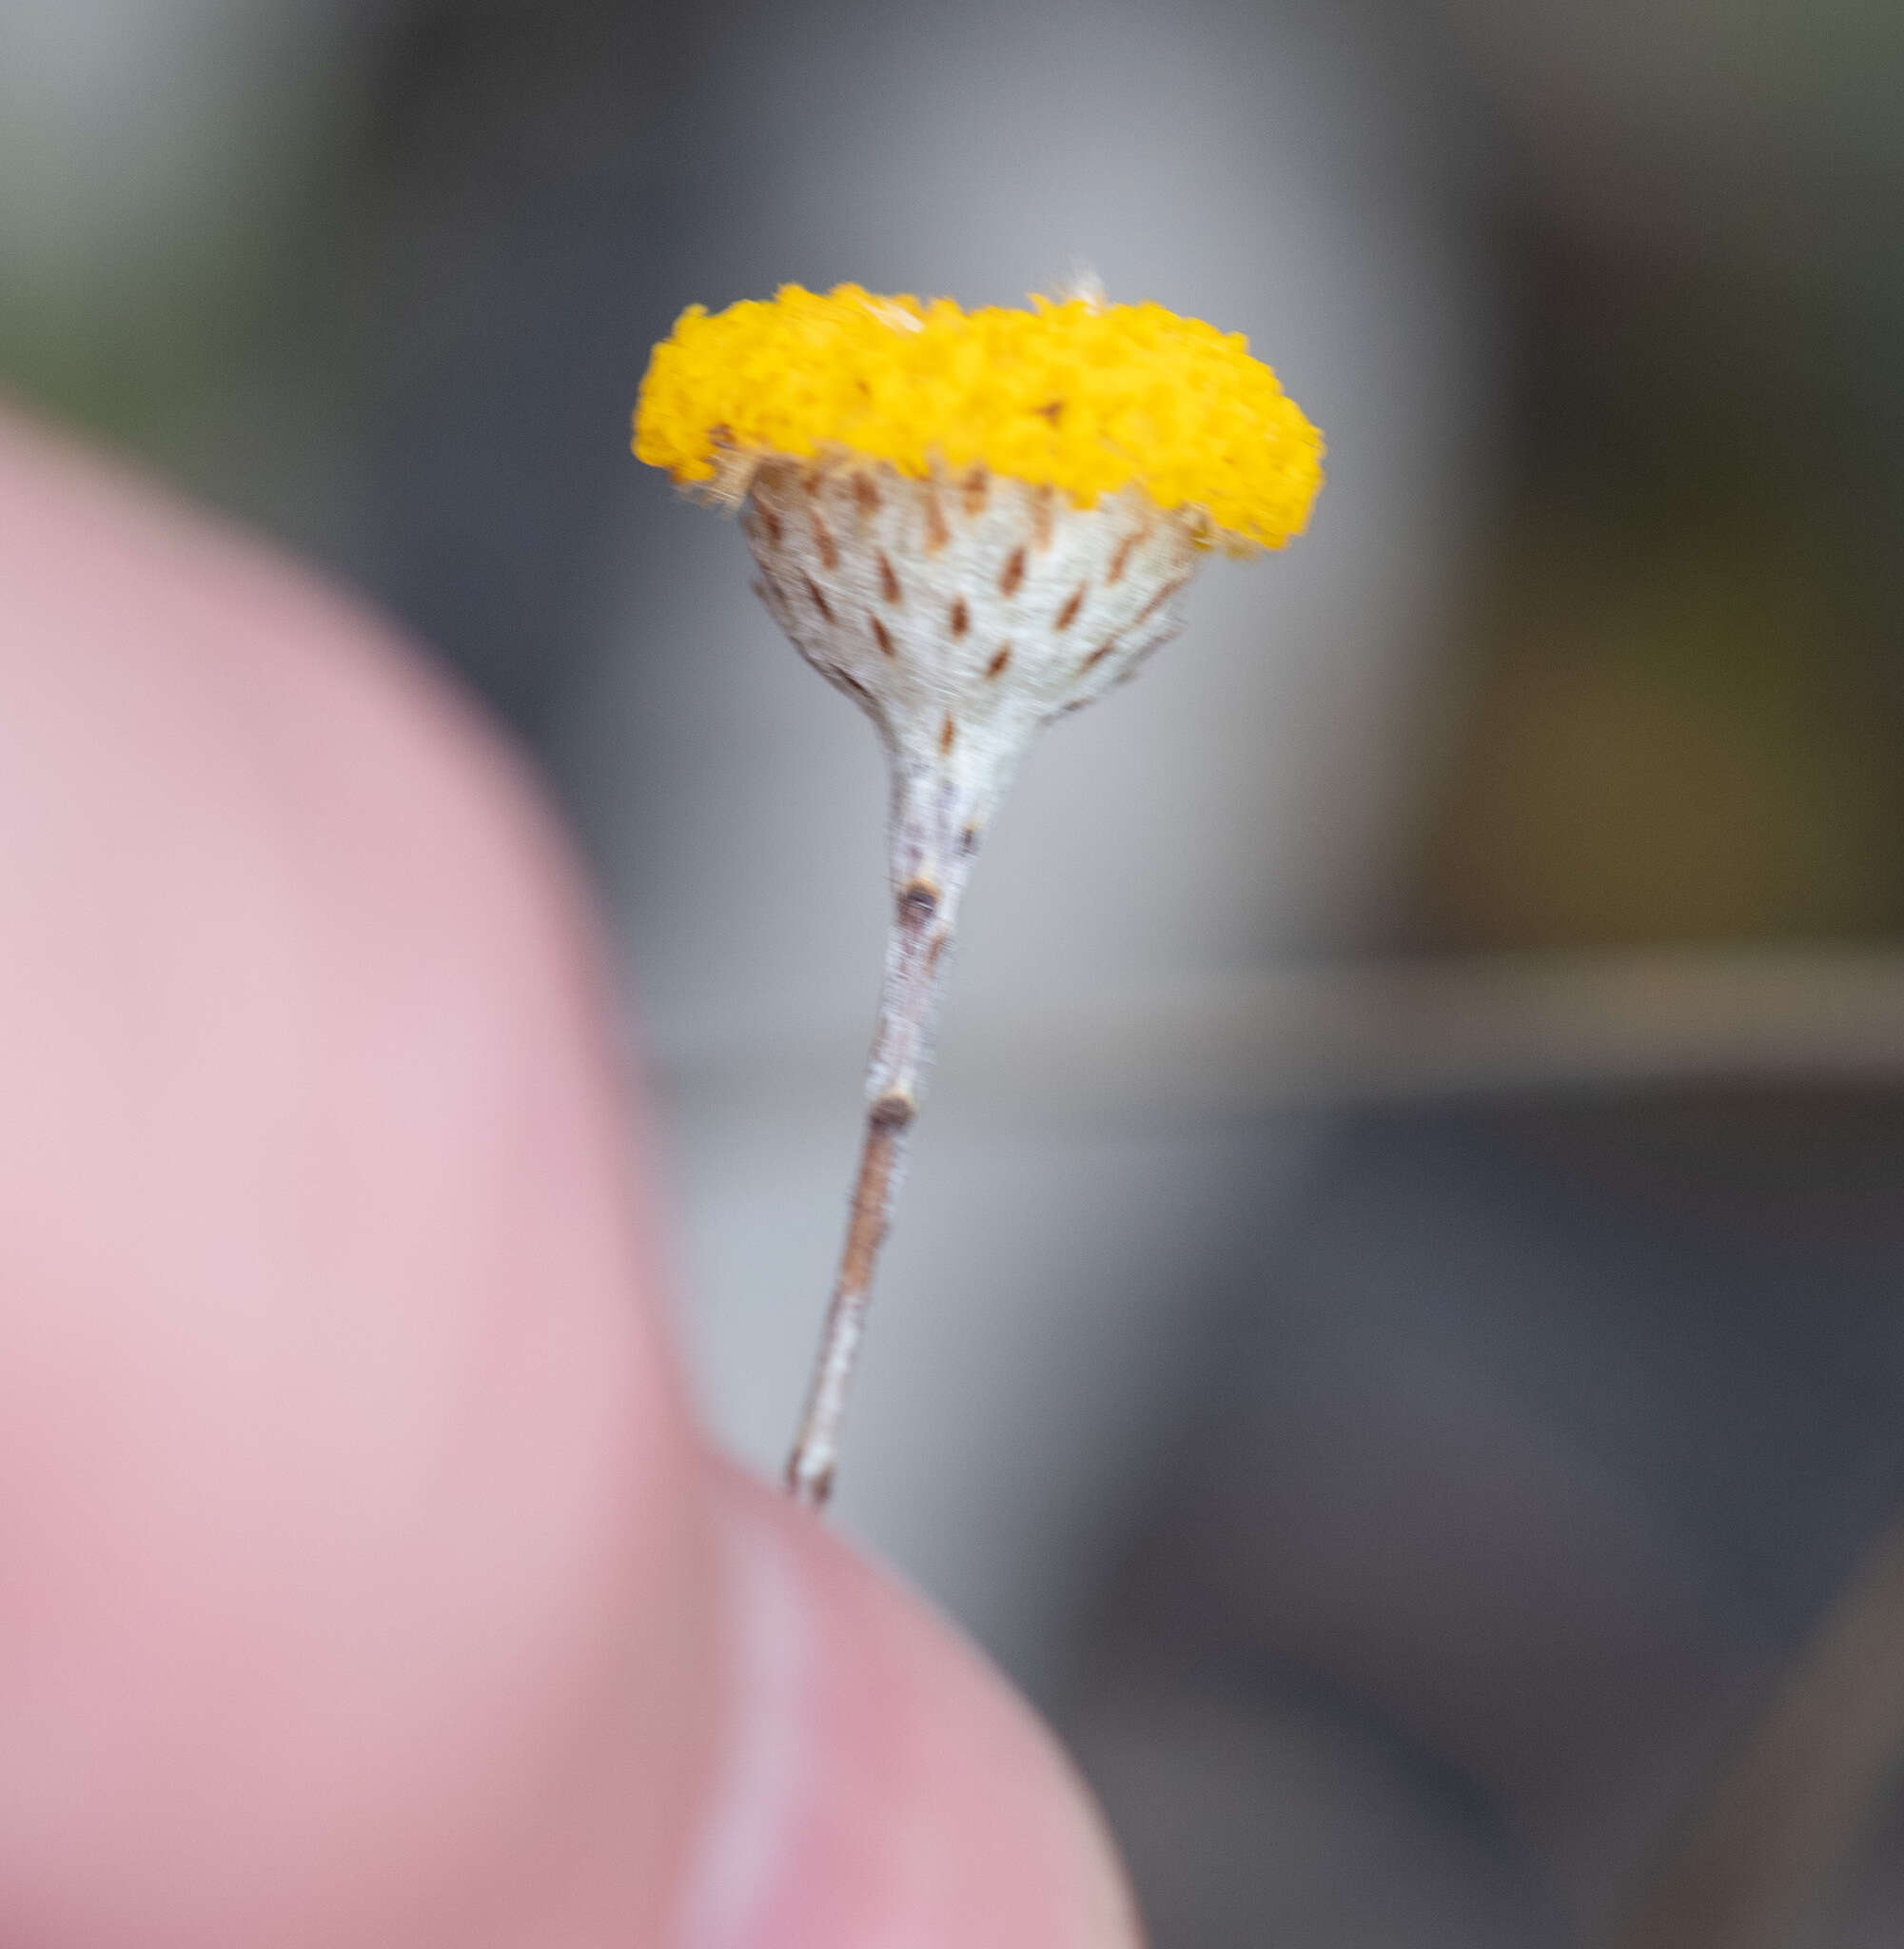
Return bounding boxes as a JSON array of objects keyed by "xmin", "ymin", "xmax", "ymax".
[
  {"xmin": 859, "ymin": 292, "xmax": 924, "ymax": 333},
  {"xmin": 1053, "ymin": 261, "xmax": 1107, "ymax": 311}
]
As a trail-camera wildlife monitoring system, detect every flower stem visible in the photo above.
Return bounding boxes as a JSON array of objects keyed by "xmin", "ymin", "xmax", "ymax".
[
  {"xmin": 784, "ymin": 755, "xmax": 988, "ymax": 1508},
  {"xmin": 782, "ymin": 1095, "xmax": 914, "ymax": 1507}
]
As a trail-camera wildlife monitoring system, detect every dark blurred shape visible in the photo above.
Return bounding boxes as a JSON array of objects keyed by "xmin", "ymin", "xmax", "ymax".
[
  {"xmin": 1414, "ymin": 0, "xmax": 1904, "ymax": 952},
  {"xmin": 344, "ymin": 0, "xmax": 718, "ymax": 738},
  {"xmin": 1068, "ymin": 1083, "xmax": 1904, "ymax": 1942},
  {"xmin": 1417, "ymin": 249, "xmax": 1904, "ymax": 948}
]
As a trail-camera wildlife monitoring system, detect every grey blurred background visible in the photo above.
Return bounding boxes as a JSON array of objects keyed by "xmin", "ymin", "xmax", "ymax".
[{"xmin": 6, "ymin": 2, "xmax": 1904, "ymax": 1941}]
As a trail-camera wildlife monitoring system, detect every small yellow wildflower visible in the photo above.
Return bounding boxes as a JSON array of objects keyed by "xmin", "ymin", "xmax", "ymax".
[
  {"xmin": 633, "ymin": 283, "xmax": 1323, "ymax": 551},
  {"xmin": 632, "ymin": 280, "xmax": 1324, "ymax": 1508}
]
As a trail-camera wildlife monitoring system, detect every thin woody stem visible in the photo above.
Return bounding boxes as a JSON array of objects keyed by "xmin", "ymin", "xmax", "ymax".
[
  {"xmin": 784, "ymin": 760, "xmax": 977, "ymax": 1508},
  {"xmin": 1596, "ymin": 1507, "xmax": 1904, "ymax": 1948},
  {"xmin": 783, "ymin": 1093, "xmax": 916, "ymax": 1508}
]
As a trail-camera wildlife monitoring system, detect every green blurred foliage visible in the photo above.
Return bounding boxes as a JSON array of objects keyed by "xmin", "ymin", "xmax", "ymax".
[{"xmin": 1424, "ymin": 510, "xmax": 1904, "ymax": 947}]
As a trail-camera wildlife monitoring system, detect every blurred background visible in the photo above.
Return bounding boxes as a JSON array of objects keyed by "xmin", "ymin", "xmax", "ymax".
[{"xmin": 6, "ymin": 1, "xmax": 1904, "ymax": 1940}]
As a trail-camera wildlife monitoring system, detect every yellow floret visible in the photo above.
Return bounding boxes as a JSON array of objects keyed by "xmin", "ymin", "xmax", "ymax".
[{"xmin": 633, "ymin": 284, "xmax": 1324, "ymax": 551}]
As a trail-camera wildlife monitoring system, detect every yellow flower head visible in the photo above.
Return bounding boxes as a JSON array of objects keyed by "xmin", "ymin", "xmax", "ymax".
[{"xmin": 633, "ymin": 284, "xmax": 1324, "ymax": 551}]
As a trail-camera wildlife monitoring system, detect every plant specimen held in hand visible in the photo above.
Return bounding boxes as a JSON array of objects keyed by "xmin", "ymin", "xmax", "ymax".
[{"xmin": 634, "ymin": 283, "xmax": 1322, "ymax": 1509}]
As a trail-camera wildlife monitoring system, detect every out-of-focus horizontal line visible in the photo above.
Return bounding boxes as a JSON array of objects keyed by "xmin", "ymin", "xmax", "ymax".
[{"xmin": 650, "ymin": 946, "xmax": 1904, "ymax": 1128}]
